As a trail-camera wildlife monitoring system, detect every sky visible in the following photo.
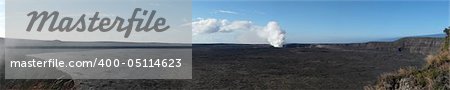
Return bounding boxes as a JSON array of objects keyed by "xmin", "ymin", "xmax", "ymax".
[
  {"xmin": 0, "ymin": 0, "xmax": 449, "ymax": 44},
  {"xmin": 0, "ymin": 0, "xmax": 3, "ymax": 37},
  {"xmin": 192, "ymin": 0, "xmax": 449, "ymax": 43}
]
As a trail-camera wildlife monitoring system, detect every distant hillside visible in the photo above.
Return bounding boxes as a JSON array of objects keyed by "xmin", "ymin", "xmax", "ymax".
[
  {"xmin": 319, "ymin": 37, "xmax": 444, "ymax": 55},
  {"xmin": 2, "ymin": 38, "xmax": 191, "ymax": 48},
  {"xmin": 414, "ymin": 34, "xmax": 446, "ymax": 38},
  {"xmin": 378, "ymin": 34, "xmax": 445, "ymax": 42},
  {"xmin": 0, "ymin": 35, "xmax": 445, "ymax": 54}
]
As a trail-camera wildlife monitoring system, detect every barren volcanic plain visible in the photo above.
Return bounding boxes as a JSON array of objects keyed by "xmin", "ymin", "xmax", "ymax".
[{"xmin": 0, "ymin": 38, "xmax": 435, "ymax": 89}]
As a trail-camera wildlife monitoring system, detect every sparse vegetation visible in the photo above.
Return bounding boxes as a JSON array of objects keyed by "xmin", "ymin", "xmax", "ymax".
[{"xmin": 368, "ymin": 27, "xmax": 450, "ymax": 90}]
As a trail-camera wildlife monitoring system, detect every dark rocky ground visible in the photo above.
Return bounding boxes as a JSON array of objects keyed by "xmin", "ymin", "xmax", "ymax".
[
  {"xmin": 74, "ymin": 45, "xmax": 426, "ymax": 89},
  {"xmin": 0, "ymin": 43, "xmax": 429, "ymax": 89}
]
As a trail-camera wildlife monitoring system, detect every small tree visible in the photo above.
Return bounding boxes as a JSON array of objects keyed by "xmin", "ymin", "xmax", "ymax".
[{"xmin": 442, "ymin": 27, "xmax": 450, "ymax": 52}]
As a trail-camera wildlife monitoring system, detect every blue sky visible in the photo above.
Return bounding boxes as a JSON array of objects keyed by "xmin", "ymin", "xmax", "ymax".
[
  {"xmin": 0, "ymin": 0, "xmax": 448, "ymax": 44},
  {"xmin": 193, "ymin": 1, "xmax": 449, "ymax": 43}
]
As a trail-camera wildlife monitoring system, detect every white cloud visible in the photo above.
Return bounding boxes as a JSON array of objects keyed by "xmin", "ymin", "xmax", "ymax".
[
  {"xmin": 214, "ymin": 10, "xmax": 239, "ymax": 15},
  {"xmin": 191, "ymin": 18, "xmax": 222, "ymax": 34},
  {"xmin": 192, "ymin": 18, "xmax": 286, "ymax": 47},
  {"xmin": 191, "ymin": 18, "xmax": 255, "ymax": 35}
]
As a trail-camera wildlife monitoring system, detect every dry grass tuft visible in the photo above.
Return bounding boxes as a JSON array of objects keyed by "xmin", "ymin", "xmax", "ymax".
[{"xmin": 368, "ymin": 27, "xmax": 450, "ymax": 90}]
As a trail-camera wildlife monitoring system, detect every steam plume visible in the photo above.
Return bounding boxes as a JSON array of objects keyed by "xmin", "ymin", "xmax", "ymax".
[{"xmin": 260, "ymin": 22, "xmax": 285, "ymax": 47}]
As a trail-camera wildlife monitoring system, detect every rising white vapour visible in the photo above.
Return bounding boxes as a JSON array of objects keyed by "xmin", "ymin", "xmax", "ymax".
[
  {"xmin": 192, "ymin": 18, "xmax": 286, "ymax": 47},
  {"xmin": 259, "ymin": 22, "xmax": 285, "ymax": 47}
]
